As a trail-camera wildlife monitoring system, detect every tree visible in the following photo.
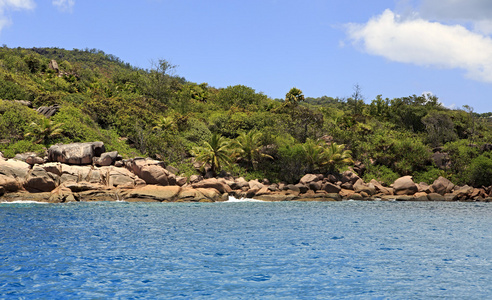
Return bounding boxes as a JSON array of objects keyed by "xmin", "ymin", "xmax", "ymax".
[
  {"xmin": 462, "ymin": 105, "xmax": 476, "ymax": 140},
  {"xmin": 368, "ymin": 95, "xmax": 390, "ymax": 120},
  {"xmin": 321, "ymin": 142, "xmax": 354, "ymax": 172},
  {"xmin": 346, "ymin": 84, "xmax": 365, "ymax": 116},
  {"xmin": 302, "ymin": 139, "xmax": 353, "ymax": 173},
  {"xmin": 215, "ymin": 85, "xmax": 268, "ymax": 109},
  {"xmin": 288, "ymin": 105, "xmax": 323, "ymax": 143},
  {"xmin": 302, "ymin": 138, "xmax": 326, "ymax": 173},
  {"xmin": 468, "ymin": 153, "xmax": 492, "ymax": 187},
  {"xmin": 232, "ymin": 130, "xmax": 272, "ymax": 170},
  {"xmin": 285, "ymin": 87, "xmax": 304, "ymax": 107},
  {"xmin": 152, "ymin": 116, "xmax": 177, "ymax": 133},
  {"xmin": 191, "ymin": 133, "xmax": 233, "ymax": 175},
  {"xmin": 25, "ymin": 119, "xmax": 64, "ymax": 145},
  {"xmin": 147, "ymin": 59, "xmax": 181, "ymax": 104},
  {"xmin": 422, "ymin": 111, "xmax": 457, "ymax": 147}
]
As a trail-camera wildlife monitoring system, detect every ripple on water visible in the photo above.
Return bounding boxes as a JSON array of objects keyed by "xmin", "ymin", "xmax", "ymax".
[{"xmin": 0, "ymin": 201, "xmax": 491, "ymax": 299}]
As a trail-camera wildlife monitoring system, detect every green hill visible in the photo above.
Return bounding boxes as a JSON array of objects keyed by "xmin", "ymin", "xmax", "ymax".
[{"xmin": 1, "ymin": 46, "xmax": 492, "ymax": 186}]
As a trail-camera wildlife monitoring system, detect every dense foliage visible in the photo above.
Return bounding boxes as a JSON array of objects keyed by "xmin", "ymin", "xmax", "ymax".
[{"xmin": 1, "ymin": 46, "xmax": 492, "ymax": 186}]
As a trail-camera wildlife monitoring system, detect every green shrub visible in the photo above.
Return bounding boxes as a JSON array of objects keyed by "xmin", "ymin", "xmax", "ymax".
[
  {"xmin": 392, "ymin": 136, "xmax": 431, "ymax": 175},
  {"xmin": 62, "ymin": 94, "xmax": 90, "ymax": 105},
  {"xmin": 443, "ymin": 139, "xmax": 480, "ymax": 184},
  {"xmin": 276, "ymin": 144, "xmax": 307, "ymax": 183},
  {"xmin": 1, "ymin": 140, "xmax": 46, "ymax": 158},
  {"xmin": 413, "ymin": 167, "xmax": 446, "ymax": 185},
  {"xmin": 167, "ymin": 160, "xmax": 197, "ymax": 178},
  {"xmin": 363, "ymin": 164, "xmax": 399, "ymax": 186},
  {"xmin": 182, "ymin": 118, "xmax": 211, "ymax": 144},
  {"xmin": 468, "ymin": 154, "xmax": 492, "ymax": 187},
  {"xmin": 0, "ymin": 74, "xmax": 33, "ymax": 100},
  {"xmin": 52, "ymin": 105, "xmax": 102, "ymax": 143},
  {"xmin": 100, "ymin": 128, "xmax": 142, "ymax": 158},
  {"xmin": 0, "ymin": 100, "xmax": 43, "ymax": 141}
]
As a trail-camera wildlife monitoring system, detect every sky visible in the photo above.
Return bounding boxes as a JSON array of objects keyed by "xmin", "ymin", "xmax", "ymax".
[{"xmin": 1, "ymin": 0, "xmax": 492, "ymax": 112}]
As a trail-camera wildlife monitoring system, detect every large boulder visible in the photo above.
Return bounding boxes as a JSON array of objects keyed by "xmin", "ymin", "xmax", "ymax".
[
  {"xmin": 248, "ymin": 179, "xmax": 265, "ymax": 190},
  {"xmin": 122, "ymin": 185, "xmax": 181, "ymax": 202},
  {"xmin": 93, "ymin": 151, "xmax": 118, "ymax": 166},
  {"xmin": 308, "ymin": 181, "xmax": 322, "ymax": 191},
  {"xmin": 189, "ymin": 174, "xmax": 203, "ymax": 184},
  {"xmin": 431, "ymin": 176, "xmax": 455, "ymax": 195},
  {"xmin": 427, "ymin": 193, "xmax": 445, "ymax": 201},
  {"xmin": 140, "ymin": 164, "xmax": 170, "ymax": 185},
  {"xmin": 0, "ymin": 159, "xmax": 30, "ymax": 179},
  {"xmin": 195, "ymin": 188, "xmax": 223, "ymax": 202},
  {"xmin": 63, "ymin": 181, "xmax": 109, "ymax": 193},
  {"xmin": 283, "ymin": 184, "xmax": 300, "ymax": 196},
  {"xmin": 341, "ymin": 170, "xmax": 360, "ymax": 184},
  {"xmin": 393, "ymin": 176, "xmax": 418, "ymax": 195},
  {"xmin": 41, "ymin": 162, "xmax": 62, "ymax": 176},
  {"xmin": 322, "ymin": 182, "xmax": 341, "ymax": 194},
  {"xmin": 230, "ymin": 177, "xmax": 250, "ymax": 190},
  {"xmin": 24, "ymin": 166, "xmax": 58, "ymax": 193},
  {"xmin": 59, "ymin": 164, "xmax": 95, "ymax": 183},
  {"xmin": 48, "ymin": 60, "xmax": 59, "ymax": 72},
  {"xmin": 0, "ymin": 174, "xmax": 22, "ymax": 192},
  {"xmin": 192, "ymin": 178, "xmax": 232, "ymax": 194},
  {"xmin": 127, "ymin": 158, "xmax": 173, "ymax": 186},
  {"xmin": 353, "ymin": 179, "xmax": 376, "ymax": 195},
  {"xmin": 36, "ymin": 104, "xmax": 61, "ymax": 118},
  {"xmin": 453, "ymin": 185, "xmax": 474, "ymax": 199},
  {"xmin": 48, "ymin": 186, "xmax": 77, "ymax": 203},
  {"xmin": 48, "ymin": 142, "xmax": 105, "ymax": 165},
  {"xmin": 14, "ymin": 152, "xmax": 45, "ymax": 165},
  {"xmin": 413, "ymin": 192, "xmax": 429, "ymax": 201},
  {"xmin": 103, "ymin": 166, "xmax": 143, "ymax": 188},
  {"xmin": 0, "ymin": 159, "xmax": 30, "ymax": 192},
  {"xmin": 299, "ymin": 174, "xmax": 322, "ymax": 185},
  {"xmin": 295, "ymin": 183, "xmax": 309, "ymax": 194},
  {"xmin": 177, "ymin": 187, "xmax": 204, "ymax": 201},
  {"xmin": 369, "ymin": 179, "xmax": 393, "ymax": 195},
  {"xmin": 176, "ymin": 176, "xmax": 188, "ymax": 186}
]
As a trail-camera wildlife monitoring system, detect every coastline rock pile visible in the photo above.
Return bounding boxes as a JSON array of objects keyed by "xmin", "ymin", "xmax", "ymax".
[{"xmin": 0, "ymin": 142, "xmax": 491, "ymax": 203}]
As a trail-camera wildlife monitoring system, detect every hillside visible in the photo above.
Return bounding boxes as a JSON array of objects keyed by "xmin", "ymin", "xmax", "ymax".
[{"xmin": 1, "ymin": 46, "xmax": 492, "ymax": 186}]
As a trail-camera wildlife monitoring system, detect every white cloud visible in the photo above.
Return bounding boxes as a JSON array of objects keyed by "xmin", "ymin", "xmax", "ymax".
[
  {"xmin": 346, "ymin": 9, "xmax": 492, "ymax": 83},
  {"xmin": 0, "ymin": 0, "xmax": 35, "ymax": 33},
  {"xmin": 52, "ymin": 0, "xmax": 74, "ymax": 13},
  {"xmin": 418, "ymin": 0, "xmax": 492, "ymax": 21},
  {"xmin": 0, "ymin": 0, "xmax": 35, "ymax": 10}
]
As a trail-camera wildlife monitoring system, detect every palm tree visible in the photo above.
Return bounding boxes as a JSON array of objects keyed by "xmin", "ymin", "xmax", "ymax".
[
  {"xmin": 321, "ymin": 142, "xmax": 354, "ymax": 172},
  {"xmin": 190, "ymin": 133, "xmax": 233, "ymax": 175},
  {"xmin": 285, "ymin": 87, "xmax": 304, "ymax": 107},
  {"xmin": 302, "ymin": 138, "xmax": 325, "ymax": 173},
  {"xmin": 232, "ymin": 130, "xmax": 272, "ymax": 170},
  {"xmin": 25, "ymin": 119, "xmax": 64, "ymax": 145},
  {"xmin": 152, "ymin": 116, "xmax": 176, "ymax": 132}
]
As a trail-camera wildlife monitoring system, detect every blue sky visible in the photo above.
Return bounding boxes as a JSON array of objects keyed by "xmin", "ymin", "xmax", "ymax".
[{"xmin": 2, "ymin": 0, "xmax": 492, "ymax": 112}]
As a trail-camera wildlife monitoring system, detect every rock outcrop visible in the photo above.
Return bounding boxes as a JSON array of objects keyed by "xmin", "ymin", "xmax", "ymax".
[
  {"xmin": 393, "ymin": 176, "xmax": 418, "ymax": 195},
  {"xmin": 1, "ymin": 142, "xmax": 492, "ymax": 203},
  {"xmin": 48, "ymin": 142, "xmax": 105, "ymax": 165},
  {"xmin": 36, "ymin": 105, "xmax": 60, "ymax": 118},
  {"xmin": 431, "ymin": 176, "xmax": 455, "ymax": 195}
]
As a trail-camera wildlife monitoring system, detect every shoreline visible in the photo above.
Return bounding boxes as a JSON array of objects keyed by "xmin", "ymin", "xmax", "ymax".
[
  {"xmin": 1, "ymin": 142, "xmax": 491, "ymax": 204},
  {"xmin": 1, "ymin": 188, "xmax": 491, "ymax": 204}
]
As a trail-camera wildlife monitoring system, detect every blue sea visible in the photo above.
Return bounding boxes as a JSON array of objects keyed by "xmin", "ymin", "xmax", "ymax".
[{"xmin": 0, "ymin": 199, "xmax": 491, "ymax": 299}]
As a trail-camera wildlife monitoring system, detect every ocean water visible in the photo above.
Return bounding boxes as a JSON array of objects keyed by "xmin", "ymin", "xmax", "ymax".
[{"xmin": 0, "ymin": 200, "xmax": 491, "ymax": 299}]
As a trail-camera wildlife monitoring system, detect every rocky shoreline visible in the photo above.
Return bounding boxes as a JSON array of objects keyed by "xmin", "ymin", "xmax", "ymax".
[{"xmin": 0, "ymin": 141, "xmax": 491, "ymax": 203}]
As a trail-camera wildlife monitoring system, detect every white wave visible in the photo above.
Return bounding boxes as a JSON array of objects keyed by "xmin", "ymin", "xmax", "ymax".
[
  {"xmin": 0, "ymin": 200, "xmax": 49, "ymax": 204},
  {"xmin": 225, "ymin": 196, "xmax": 267, "ymax": 203}
]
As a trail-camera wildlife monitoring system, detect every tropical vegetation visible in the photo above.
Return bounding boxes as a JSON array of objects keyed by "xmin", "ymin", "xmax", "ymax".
[{"xmin": 1, "ymin": 46, "xmax": 492, "ymax": 186}]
